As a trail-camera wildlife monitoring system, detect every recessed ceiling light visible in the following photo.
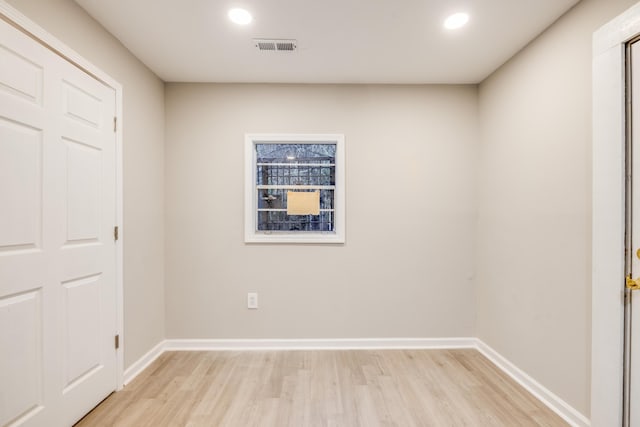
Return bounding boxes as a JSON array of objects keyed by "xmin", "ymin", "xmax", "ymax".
[
  {"xmin": 444, "ymin": 12, "xmax": 469, "ymax": 30},
  {"xmin": 228, "ymin": 8, "xmax": 253, "ymax": 25}
]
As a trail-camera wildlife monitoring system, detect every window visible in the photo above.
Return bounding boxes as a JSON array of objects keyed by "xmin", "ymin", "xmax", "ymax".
[{"xmin": 245, "ymin": 134, "xmax": 345, "ymax": 243}]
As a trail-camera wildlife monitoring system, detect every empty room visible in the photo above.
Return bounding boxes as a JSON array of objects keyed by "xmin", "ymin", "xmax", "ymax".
[{"xmin": 2, "ymin": 0, "xmax": 640, "ymax": 425}]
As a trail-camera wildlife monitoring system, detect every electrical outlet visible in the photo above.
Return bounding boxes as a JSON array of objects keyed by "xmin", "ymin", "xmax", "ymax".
[{"xmin": 247, "ymin": 292, "xmax": 258, "ymax": 309}]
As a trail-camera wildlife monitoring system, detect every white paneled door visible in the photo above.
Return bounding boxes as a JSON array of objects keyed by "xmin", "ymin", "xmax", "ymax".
[{"xmin": 0, "ymin": 17, "xmax": 117, "ymax": 427}]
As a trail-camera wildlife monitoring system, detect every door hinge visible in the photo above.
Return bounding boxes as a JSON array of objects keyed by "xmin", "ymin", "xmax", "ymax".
[
  {"xmin": 114, "ymin": 226, "xmax": 119, "ymax": 241},
  {"xmin": 113, "ymin": 116, "xmax": 117, "ymax": 132},
  {"xmin": 115, "ymin": 334, "xmax": 120, "ymax": 350}
]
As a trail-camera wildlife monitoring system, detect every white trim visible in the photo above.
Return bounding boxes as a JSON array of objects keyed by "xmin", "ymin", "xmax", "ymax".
[
  {"xmin": 0, "ymin": 1, "xmax": 125, "ymax": 390},
  {"xmin": 476, "ymin": 340, "xmax": 590, "ymax": 427},
  {"xmin": 592, "ymin": 3, "xmax": 640, "ymax": 425},
  {"xmin": 164, "ymin": 337, "xmax": 476, "ymax": 351},
  {"xmin": 0, "ymin": 3, "xmax": 119, "ymax": 87},
  {"xmin": 122, "ymin": 337, "xmax": 477, "ymax": 383},
  {"xmin": 244, "ymin": 133, "xmax": 346, "ymax": 244},
  {"xmin": 594, "ymin": 2, "xmax": 640, "ymax": 56},
  {"xmin": 115, "ymin": 87, "xmax": 124, "ymax": 391},
  {"xmin": 123, "ymin": 341, "xmax": 165, "ymax": 385}
]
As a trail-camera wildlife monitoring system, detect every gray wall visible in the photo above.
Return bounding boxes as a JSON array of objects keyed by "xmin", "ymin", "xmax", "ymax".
[
  {"xmin": 164, "ymin": 84, "xmax": 479, "ymax": 339},
  {"xmin": 476, "ymin": 0, "xmax": 638, "ymax": 415},
  {"xmin": 6, "ymin": 0, "xmax": 166, "ymax": 368}
]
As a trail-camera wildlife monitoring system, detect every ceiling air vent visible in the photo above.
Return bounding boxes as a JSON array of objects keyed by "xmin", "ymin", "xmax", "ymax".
[{"xmin": 254, "ymin": 39, "xmax": 297, "ymax": 52}]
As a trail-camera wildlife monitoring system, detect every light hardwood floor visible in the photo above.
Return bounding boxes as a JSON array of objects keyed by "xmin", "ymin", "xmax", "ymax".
[{"xmin": 76, "ymin": 349, "xmax": 569, "ymax": 426}]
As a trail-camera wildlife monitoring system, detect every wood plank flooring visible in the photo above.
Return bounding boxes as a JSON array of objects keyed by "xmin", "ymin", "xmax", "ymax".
[{"xmin": 76, "ymin": 349, "xmax": 569, "ymax": 426}]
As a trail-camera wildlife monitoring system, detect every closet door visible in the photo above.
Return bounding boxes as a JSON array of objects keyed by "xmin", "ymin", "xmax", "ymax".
[{"xmin": 0, "ymin": 17, "xmax": 118, "ymax": 427}]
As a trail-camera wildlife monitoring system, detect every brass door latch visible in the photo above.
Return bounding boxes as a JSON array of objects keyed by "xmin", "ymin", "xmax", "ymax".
[
  {"xmin": 627, "ymin": 249, "xmax": 640, "ymax": 290},
  {"xmin": 626, "ymin": 275, "xmax": 640, "ymax": 290}
]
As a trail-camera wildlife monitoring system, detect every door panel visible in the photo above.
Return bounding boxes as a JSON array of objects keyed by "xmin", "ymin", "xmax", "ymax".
[
  {"xmin": 0, "ymin": 290, "xmax": 44, "ymax": 427},
  {"xmin": 62, "ymin": 275, "xmax": 102, "ymax": 391},
  {"xmin": 0, "ymin": 16, "xmax": 117, "ymax": 427},
  {"xmin": 0, "ymin": 118, "xmax": 42, "ymax": 250},
  {"xmin": 65, "ymin": 138, "xmax": 102, "ymax": 242},
  {"xmin": 62, "ymin": 80, "xmax": 103, "ymax": 128},
  {"xmin": 0, "ymin": 43, "xmax": 43, "ymax": 105}
]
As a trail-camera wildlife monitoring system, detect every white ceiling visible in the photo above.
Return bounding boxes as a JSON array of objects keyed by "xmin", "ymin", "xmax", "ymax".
[{"xmin": 74, "ymin": 0, "xmax": 580, "ymax": 84}]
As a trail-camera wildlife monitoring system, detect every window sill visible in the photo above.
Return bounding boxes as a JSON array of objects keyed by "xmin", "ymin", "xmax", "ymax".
[{"xmin": 244, "ymin": 232, "xmax": 345, "ymax": 244}]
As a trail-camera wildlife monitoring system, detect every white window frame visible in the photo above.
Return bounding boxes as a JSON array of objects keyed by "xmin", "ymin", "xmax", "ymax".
[{"xmin": 244, "ymin": 133, "xmax": 345, "ymax": 244}]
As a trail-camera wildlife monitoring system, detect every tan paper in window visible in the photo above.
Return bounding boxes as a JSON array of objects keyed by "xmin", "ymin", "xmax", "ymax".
[{"xmin": 287, "ymin": 191, "xmax": 320, "ymax": 215}]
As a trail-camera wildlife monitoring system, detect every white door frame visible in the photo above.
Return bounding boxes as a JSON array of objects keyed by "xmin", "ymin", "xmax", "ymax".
[
  {"xmin": 0, "ymin": 1, "xmax": 125, "ymax": 390},
  {"xmin": 593, "ymin": 2, "xmax": 640, "ymax": 425}
]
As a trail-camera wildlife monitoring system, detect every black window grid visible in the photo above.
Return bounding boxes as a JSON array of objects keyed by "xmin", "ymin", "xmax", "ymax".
[{"xmin": 256, "ymin": 158, "xmax": 336, "ymax": 232}]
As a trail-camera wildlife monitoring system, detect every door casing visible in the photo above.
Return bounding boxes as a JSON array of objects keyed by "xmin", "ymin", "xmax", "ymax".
[{"xmin": 593, "ymin": 2, "xmax": 640, "ymax": 425}]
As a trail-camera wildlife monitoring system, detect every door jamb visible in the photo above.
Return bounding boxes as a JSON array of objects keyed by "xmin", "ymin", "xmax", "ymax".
[{"xmin": 0, "ymin": 1, "xmax": 125, "ymax": 390}]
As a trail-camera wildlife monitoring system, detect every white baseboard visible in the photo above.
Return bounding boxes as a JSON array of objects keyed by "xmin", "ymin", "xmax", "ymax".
[
  {"xmin": 475, "ymin": 340, "xmax": 590, "ymax": 427},
  {"xmin": 164, "ymin": 337, "xmax": 477, "ymax": 351},
  {"xmin": 122, "ymin": 337, "xmax": 589, "ymax": 427},
  {"xmin": 123, "ymin": 340, "xmax": 165, "ymax": 385},
  {"xmin": 123, "ymin": 337, "xmax": 475, "ymax": 383}
]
